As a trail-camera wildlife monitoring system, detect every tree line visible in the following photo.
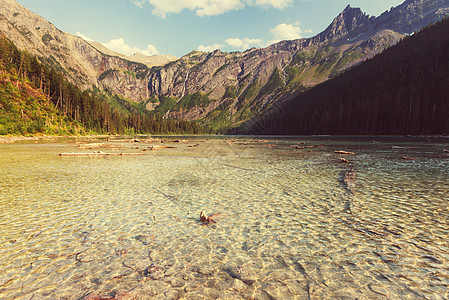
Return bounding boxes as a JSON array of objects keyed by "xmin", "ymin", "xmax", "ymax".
[{"xmin": 0, "ymin": 34, "xmax": 213, "ymax": 135}]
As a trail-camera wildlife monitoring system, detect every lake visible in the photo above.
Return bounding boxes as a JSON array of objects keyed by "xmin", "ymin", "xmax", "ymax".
[{"xmin": 0, "ymin": 136, "xmax": 448, "ymax": 299}]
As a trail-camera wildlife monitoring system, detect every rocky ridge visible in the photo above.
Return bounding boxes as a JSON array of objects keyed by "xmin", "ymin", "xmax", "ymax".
[{"xmin": 86, "ymin": 41, "xmax": 177, "ymax": 68}]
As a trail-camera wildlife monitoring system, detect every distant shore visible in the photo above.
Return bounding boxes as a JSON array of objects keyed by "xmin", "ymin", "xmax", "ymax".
[
  {"xmin": 0, "ymin": 134, "xmax": 220, "ymax": 144},
  {"xmin": 0, "ymin": 135, "xmax": 110, "ymax": 144}
]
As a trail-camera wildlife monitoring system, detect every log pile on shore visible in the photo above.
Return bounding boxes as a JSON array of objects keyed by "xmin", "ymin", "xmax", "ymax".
[{"xmin": 59, "ymin": 152, "xmax": 146, "ymax": 156}]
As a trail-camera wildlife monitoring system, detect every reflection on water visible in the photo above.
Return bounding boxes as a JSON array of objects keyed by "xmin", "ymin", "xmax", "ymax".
[{"xmin": 0, "ymin": 136, "xmax": 448, "ymax": 299}]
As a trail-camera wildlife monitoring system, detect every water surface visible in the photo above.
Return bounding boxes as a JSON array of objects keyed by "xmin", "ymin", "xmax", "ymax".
[{"xmin": 0, "ymin": 136, "xmax": 448, "ymax": 299}]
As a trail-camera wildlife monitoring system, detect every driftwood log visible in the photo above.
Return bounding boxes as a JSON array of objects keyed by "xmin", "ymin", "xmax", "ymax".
[
  {"xmin": 335, "ymin": 150, "xmax": 356, "ymax": 155},
  {"xmin": 402, "ymin": 156, "xmax": 416, "ymax": 161},
  {"xmin": 59, "ymin": 152, "xmax": 145, "ymax": 156}
]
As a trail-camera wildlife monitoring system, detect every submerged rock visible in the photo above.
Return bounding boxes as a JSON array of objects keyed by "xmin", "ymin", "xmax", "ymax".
[
  {"xmin": 114, "ymin": 291, "xmax": 138, "ymax": 300},
  {"xmin": 135, "ymin": 234, "xmax": 155, "ymax": 245},
  {"xmin": 164, "ymin": 290, "xmax": 181, "ymax": 300},
  {"xmin": 144, "ymin": 264, "xmax": 166, "ymax": 280},
  {"xmin": 224, "ymin": 266, "xmax": 256, "ymax": 285}
]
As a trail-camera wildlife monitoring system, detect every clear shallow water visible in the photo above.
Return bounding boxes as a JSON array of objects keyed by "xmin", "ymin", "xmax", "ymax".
[{"xmin": 0, "ymin": 136, "xmax": 448, "ymax": 299}]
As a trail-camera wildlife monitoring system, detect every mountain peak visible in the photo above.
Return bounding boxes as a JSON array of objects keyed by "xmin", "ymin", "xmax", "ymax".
[
  {"xmin": 318, "ymin": 5, "xmax": 373, "ymax": 42},
  {"xmin": 343, "ymin": 4, "xmax": 353, "ymax": 11}
]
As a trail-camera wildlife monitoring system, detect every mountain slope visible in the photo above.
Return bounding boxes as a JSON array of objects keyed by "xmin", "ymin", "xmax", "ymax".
[
  {"xmin": 233, "ymin": 17, "xmax": 449, "ymax": 135},
  {"xmin": 144, "ymin": 0, "xmax": 449, "ymax": 131},
  {"xmin": 0, "ymin": 70, "xmax": 83, "ymax": 135},
  {"xmin": 0, "ymin": 36, "xmax": 83, "ymax": 135},
  {"xmin": 0, "ymin": 0, "xmax": 154, "ymax": 101}
]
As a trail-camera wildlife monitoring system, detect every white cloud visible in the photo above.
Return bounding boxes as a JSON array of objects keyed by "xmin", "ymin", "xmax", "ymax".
[
  {"xmin": 246, "ymin": 0, "xmax": 292, "ymax": 9},
  {"xmin": 225, "ymin": 37, "xmax": 264, "ymax": 51},
  {"xmin": 198, "ymin": 44, "xmax": 225, "ymax": 52},
  {"xmin": 102, "ymin": 38, "xmax": 160, "ymax": 56},
  {"xmin": 149, "ymin": 0, "xmax": 244, "ymax": 18},
  {"xmin": 140, "ymin": 0, "xmax": 291, "ymax": 18},
  {"xmin": 196, "ymin": 22, "xmax": 313, "ymax": 53},
  {"xmin": 269, "ymin": 22, "xmax": 311, "ymax": 43},
  {"xmin": 76, "ymin": 32, "xmax": 94, "ymax": 42},
  {"xmin": 130, "ymin": 0, "xmax": 146, "ymax": 8},
  {"xmin": 198, "ymin": 0, "xmax": 245, "ymax": 17}
]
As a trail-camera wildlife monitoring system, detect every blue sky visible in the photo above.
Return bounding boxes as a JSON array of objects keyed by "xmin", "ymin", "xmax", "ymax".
[{"xmin": 16, "ymin": 0, "xmax": 405, "ymax": 57}]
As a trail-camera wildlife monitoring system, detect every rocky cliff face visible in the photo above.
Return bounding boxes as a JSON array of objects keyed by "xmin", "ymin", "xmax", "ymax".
[
  {"xmin": 375, "ymin": 0, "xmax": 449, "ymax": 34},
  {"xmin": 0, "ymin": 0, "xmax": 161, "ymax": 102}
]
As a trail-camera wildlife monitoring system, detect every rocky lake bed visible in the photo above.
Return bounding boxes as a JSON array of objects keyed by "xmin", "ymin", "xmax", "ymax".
[{"xmin": 0, "ymin": 136, "xmax": 448, "ymax": 299}]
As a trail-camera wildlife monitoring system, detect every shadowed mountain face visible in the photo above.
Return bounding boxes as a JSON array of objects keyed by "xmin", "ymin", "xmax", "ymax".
[
  {"xmin": 233, "ymin": 16, "xmax": 449, "ymax": 135},
  {"xmin": 1, "ymin": 0, "xmax": 448, "ymax": 131}
]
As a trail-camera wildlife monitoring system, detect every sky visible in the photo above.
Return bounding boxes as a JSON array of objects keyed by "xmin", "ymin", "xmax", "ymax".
[{"xmin": 16, "ymin": 0, "xmax": 405, "ymax": 58}]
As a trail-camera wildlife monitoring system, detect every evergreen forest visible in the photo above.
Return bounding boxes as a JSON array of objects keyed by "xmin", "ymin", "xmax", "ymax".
[
  {"xmin": 0, "ymin": 35, "xmax": 212, "ymax": 136},
  {"xmin": 234, "ymin": 18, "xmax": 449, "ymax": 135}
]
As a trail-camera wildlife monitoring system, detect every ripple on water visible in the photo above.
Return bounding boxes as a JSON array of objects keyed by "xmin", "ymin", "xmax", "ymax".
[{"xmin": 0, "ymin": 137, "xmax": 448, "ymax": 299}]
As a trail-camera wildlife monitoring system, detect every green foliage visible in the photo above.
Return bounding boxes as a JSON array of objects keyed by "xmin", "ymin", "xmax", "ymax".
[
  {"xmin": 203, "ymin": 99, "xmax": 236, "ymax": 133},
  {"xmin": 206, "ymin": 110, "xmax": 232, "ymax": 133},
  {"xmin": 315, "ymin": 52, "xmax": 341, "ymax": 76},
  {"xmin": 124, "ymin": 70, "xmax": 136, "ymax": 79},
  {"xmin": 223, "ymin": 85, "xmax": 237, "ymax": 99},
  {"xmin": 174, "ymin": 92, "xmax": 212, "ymax": 111},
  {"xmin": 213, "ymin": 63, "xmax": 230, "ymax": 77},
  {"xmin": 98, "ymin": 69, "xmax": 116, "ymax": 81},
  {"xmin": 0, "ymin": 34, "xmax": 214, "ymax": 136},
  {"xmin": 236, "ymin": 107, "xmax": 254, "ymax": 122},
  {"xmin": 285, "ymin": 66, "xmax": 306, "ymax": 90},
  {"xmin": 153, "ymin": 96, "xmax": 177, "ymax": 115},
  {"xmin": 239, "ymin": 78, "xmax": 259, "ymax": 105},
  {"xmin": 41, "ymin": 55, "xmax": 66, "ymax": 75},
  {"xmin": 41, "ymin": 33, "xmax": 53, "ymax": 45},
  {"xmin": 259, "ymin": 68, "xmax": 284, "ymax": 96},
  {"xmin": 313, "ymin": 46, "xmax": 333, "ymax": 63},
  {"xmin": 290, "ymin": 49, "xmax": 315, "ymax": 66},
  {"xmin": 0, "ymin": 72, "xmax": 82, "ymax": 135},
  {"xmin": 331, "ymin": 47, "xmax": 364, "ymax": 76}
]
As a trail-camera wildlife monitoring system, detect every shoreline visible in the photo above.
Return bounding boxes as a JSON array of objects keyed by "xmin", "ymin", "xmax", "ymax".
[
  {"xmin": 0, "ymin": 135, "xmax": 111, "ymax": 144},
  {"xmin": 0, "ymin": 134, "xmax": 219, "ymax": 144},
  {"xmin": 1, "ymin": 134, "xmax": 447, "ymax": 144}
]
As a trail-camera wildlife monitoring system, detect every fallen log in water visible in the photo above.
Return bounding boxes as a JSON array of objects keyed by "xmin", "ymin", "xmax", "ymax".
[
  {"xmin": 392, "ymin": 146, "xmax": 417, "ymax": 149},
  {"xmin": 335, "ymin": 150, "xmax": 356, "ymax": 155},
  {"xmin": 402, "ymin": 156, "xmax": 416, "ymax": 161},
  {"xmin": 59, "ymin": 152, "xmax": 146, "ymax": 156},
  {"xmin": 148, "ymin": 145, "xmax": 177, "ymax": 150},
  {"xmin": 77, "ymin": 143, "xmax": 119, "ymax": 149}
]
